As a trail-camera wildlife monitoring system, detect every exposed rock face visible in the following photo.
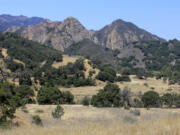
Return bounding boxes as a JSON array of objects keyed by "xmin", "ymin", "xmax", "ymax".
[
  {"xmin": 17, "ymin": 17, "xmax": 93, "ymax": 50},
  {"xmin": 93, "ymin": 19, "xmax": 164, "ymax": 49},
  {"xmin": 0, "ymin": 14, "xmax": 47, "ymax": 31},
  {"xmin": 6, "ymin": 17, "xmax": 164, "ymax": 51}
]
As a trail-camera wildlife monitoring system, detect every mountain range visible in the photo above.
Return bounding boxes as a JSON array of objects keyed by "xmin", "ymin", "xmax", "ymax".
[
  {"xmin": 3, "ymin": 14, "xmax": 165, "ymax": 51},
  {"xmin": 0, "ymin": 14, "xmax": 47, "ymax": 31}
]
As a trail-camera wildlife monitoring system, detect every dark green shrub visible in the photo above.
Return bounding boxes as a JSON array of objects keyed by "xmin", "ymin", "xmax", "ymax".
[
  {"xmin": 174, "ymin": 94, "xmax": 180, "ymax": 108},
  {"xmin": 37, "ymin": 87, "xmax": 64, "ymax": 105},
  {"xmin": 19, "ymin": 73, "xmax": 32, "ymax": 86},
  {"xmin": 91, "ymin": 83, "xmax": 122, "ymax": 107},
  {"xmin": 32, "ymin": 115, "xmax": 43, "ymax": 126},
  {"xmin": 116, "ymin": 75, "xmax": 131, "ymax": 82},
  {"xmin": 96, "ymin": 71, "xmax": 115, "ymax": 82},
  {"xmin": 15, "ymin": 85, "xmax": 34, "ymax": 105},
  {"xmin": 82, "ymin": 96, "xmax": 90, "ymax": 106},
  {"xmin": 141, "ymin": 91, "xmax": 161, "ymax": 108},
  {"xmin": 161, "ymin": 93, "xmax": 174, "ymax": 107},
  {"xmin": 62, "ymin": 91, "xmax": 74, "ymax": 104},
  {"xmin": 96, "ymin": 67, "xmax": 116, "ymax": 82}
]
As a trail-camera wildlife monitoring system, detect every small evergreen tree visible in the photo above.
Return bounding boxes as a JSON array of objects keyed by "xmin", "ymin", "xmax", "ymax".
[{"xmin": 52, "ymin": 105, "xmax": 64, "ymax": 119}]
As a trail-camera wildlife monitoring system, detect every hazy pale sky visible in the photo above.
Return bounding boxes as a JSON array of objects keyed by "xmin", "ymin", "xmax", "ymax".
[{"xmin": 0, "ymin": 0, "xmax": 179, "ymax": 40}]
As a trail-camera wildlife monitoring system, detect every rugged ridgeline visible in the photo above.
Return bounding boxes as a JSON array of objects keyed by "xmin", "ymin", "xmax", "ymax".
[
  {"xmin": 6, "ymin": 16, "xmax": 164, "ymax": 51},
  {"xmin": 93, "ymin": 19, "xmax": 164, "ymax": 49},
  {"xmin": 0, "ymin": 14, "xmax": 47, "ymax": 31},
  {"xmin": 14, "ymin": 17, "xmax": 93, "ymax": 51}
]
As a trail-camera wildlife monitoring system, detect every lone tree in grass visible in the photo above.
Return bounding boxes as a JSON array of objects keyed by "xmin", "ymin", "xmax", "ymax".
[{"xmin": 52, "ymin": 105, "xmax": 64, "ymax": 119}]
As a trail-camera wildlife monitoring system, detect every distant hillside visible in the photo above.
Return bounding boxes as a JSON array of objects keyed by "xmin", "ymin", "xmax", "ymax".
[
  {"xmin": 6, "ymin": 16, "xmax": 164, "ymax": 51},
  {"xmin": 115, "ymin": 39, "xmax": 180, "ymax": 84},
  {"xmin": 0, "ymin": 14, "xmax": 47, "ymax": 31},
  {"xmin": 65, "ymin": 39, "xmax": 116, "ymax": 65}
]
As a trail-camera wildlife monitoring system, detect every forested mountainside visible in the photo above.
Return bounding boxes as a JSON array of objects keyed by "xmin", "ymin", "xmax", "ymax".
[
  {"xmin": 65, "ymin": 38, "xmax": 180, "ymax": 84},
  {"xmin": 0, "ymin": 32, "xmax": 96, "ymax": 88}
]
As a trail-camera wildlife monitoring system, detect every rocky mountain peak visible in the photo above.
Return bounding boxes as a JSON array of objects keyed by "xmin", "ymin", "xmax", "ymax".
[
  {"xmin": 14, "ymin": 17, "xmax": 92, "ymax": 51},
  {"xmin": 64, "ymin": 17, "xmax": 80, "ymax": 23},
  {"xmin": 62, "ymin": 17, "xmax": 86, "ymax": 32},
  {"xmin": 93, "ymin": 19, "xmax": 164, "ymax": 49},
  {"xmin": 4, "ymin": 15, "xmax": 164, "ymax": 51}
]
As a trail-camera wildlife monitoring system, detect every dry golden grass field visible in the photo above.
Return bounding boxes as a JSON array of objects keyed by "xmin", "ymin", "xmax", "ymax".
[
  {"xmin": 117, "ymin": 75, "xmax": 180, "ymax": 94},
  {"xmin": 60, "ymin": 75, "xmax": 180, "ymax": 101},
  {"xmin": 1, "ymin": 104, "xmax": 180, "ymax": 135}
]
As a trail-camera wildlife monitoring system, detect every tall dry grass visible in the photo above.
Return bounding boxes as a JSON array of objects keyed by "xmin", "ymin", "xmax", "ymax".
[
  {"xmin": 1, "ymin": 105, "xmax": 180, "ymax": 135},
  {"xmin": 1, "ymin": 117, "xmax": 180, "ymax": 135}
]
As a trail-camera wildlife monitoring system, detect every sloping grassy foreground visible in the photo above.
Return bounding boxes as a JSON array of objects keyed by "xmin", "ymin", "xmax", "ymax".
[{"xmin": 1, "ymin": 104, "xmax": 180, "ymax": 135}]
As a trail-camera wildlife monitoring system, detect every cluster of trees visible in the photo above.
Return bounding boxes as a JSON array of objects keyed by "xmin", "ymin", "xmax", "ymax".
[
  {"xmin": 96, "ymin": 67, "xmax": 117, "ymax": 82},
  {"xmin": 0, "ymin": 83, "xmax": 34, "ymax": 126},
  {"xmin": 96, "ymin": 66, "xmax": 131, "ymax": 82},
  {"xmin": 37, "ymin": 87, "xmax": 74, "ymax": 105},
  {"xmin": 114, "ymin": 40, "xmax": 180, "ymax": 84},
  {"xmin": 133, "ymin": 40, "xmax": 180, "ymax": 84},
  {"xmin": 36, "ymin": 58, "xmax": 96, "ymax": 87},
  {"xmin": 91, "ymin": 83, "xmax": 180, "ymax": 108},
  {"xmin": 91, "ymin": 83, "xmax": 121, "ymax": 107}
]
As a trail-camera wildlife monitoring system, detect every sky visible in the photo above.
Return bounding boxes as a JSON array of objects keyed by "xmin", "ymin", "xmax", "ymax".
[{"xmin": 0, "ymin": 0, "xmax": 179, "ymax": 40}]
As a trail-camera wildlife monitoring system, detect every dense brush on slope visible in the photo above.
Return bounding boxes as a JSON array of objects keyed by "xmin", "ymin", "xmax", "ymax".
[
  {"xmin": 116, "ymin": 40, "xmax": 180, "ymax": 84},
  {"xmin": 64, "ymin": 39, "xmax": 117, "ymax": 66},
  {"xmin": 0, "ymin": 33, "xmax": 95, "ymax": 87}
]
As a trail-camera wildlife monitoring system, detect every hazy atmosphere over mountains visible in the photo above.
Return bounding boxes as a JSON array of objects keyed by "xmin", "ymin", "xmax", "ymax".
[{"xmin": 0, "ymin": 14, "xmax": 47, "ymax": 31}]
